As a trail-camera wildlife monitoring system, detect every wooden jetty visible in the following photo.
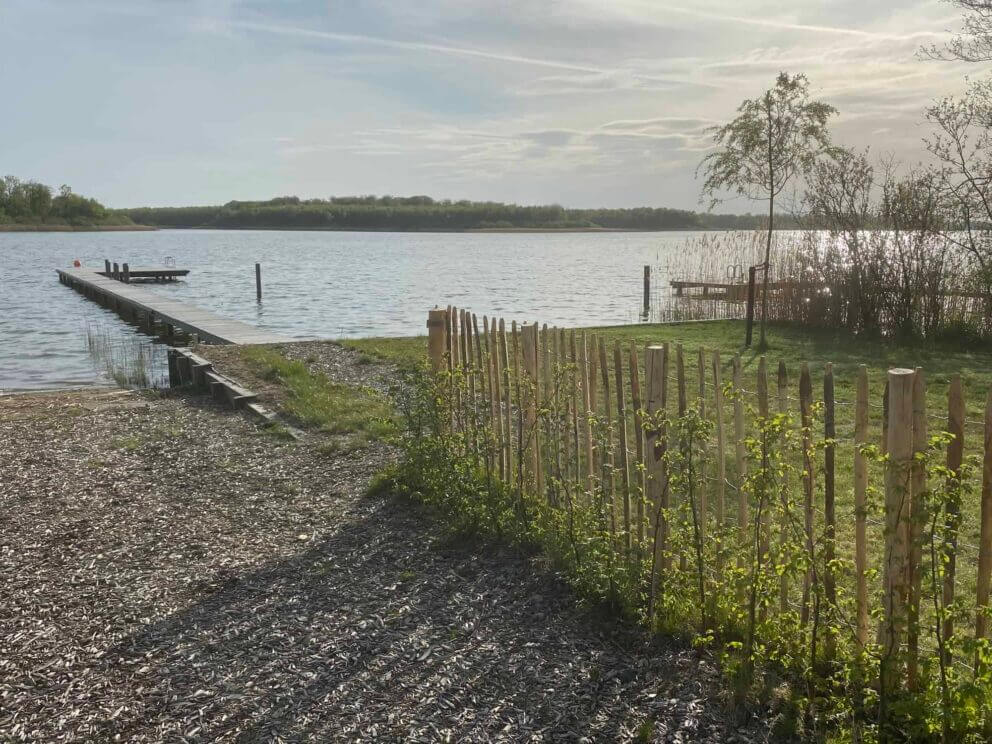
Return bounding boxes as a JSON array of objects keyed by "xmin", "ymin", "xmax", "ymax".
[{"xmin": 57, "ymin": 267, "xmax": 288, "ymax": 345}]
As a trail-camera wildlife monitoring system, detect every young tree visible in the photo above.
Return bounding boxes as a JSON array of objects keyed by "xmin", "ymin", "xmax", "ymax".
[
  {"xmin": 699, "ymin": 72, "xmax": 837, "ymax": 349},
  {"xmin": 921, "ymin": 0, "xmax": 992, "ymax": 62}
]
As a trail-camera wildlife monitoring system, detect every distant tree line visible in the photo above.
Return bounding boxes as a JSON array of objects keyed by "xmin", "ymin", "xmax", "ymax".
[
  {"xmin": 0, "ymin": 176, "xmax": 132, "ymax": 227},
  {"xmin": 121, "ymin": 195, "xmax": 792, "ymax": 231}
]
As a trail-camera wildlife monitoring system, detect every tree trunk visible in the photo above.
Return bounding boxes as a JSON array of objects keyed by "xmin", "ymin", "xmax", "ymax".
[{"xmin": 759, "ymin": 195, "xmax": 774, "ymax": 348}]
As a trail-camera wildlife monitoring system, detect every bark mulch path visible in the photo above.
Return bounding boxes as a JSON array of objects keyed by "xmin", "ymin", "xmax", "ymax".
[{"xmin": 0, "ymin": 347, "xmax": 773, "ymax": 742}]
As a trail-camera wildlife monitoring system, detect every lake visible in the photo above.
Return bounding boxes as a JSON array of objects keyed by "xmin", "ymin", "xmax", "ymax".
[{"xmin": 0, "ymin": 229, "xmax": 715, "ymax": 391}]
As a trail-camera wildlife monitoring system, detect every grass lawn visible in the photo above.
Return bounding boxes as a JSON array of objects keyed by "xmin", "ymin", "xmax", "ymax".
[
  {"xmin": 239, "ymin": 346, "xmax": 396, "ymax": 450},
  {"xmin": 342, "ymin": 320, "xmax": 992, "ymax": 618}
]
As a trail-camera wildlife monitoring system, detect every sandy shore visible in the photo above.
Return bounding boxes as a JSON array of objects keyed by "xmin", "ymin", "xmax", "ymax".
[{"xmin": 0, "ymin": 344, "xmax": 769, "ymax": 742}]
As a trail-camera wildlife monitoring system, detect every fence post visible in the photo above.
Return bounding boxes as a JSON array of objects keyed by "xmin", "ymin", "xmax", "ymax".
[
  {"xmin": 427, "ymin": 308, "xmax": 447, "ymax": 370},
  {"xmin": 745, "ymin": 265, "xmax": 757, "ymax": 347},
  {"xmin": 697, "ymin": 347, "xmax": 708, "ymax": 542},
  {"xmin": 569, "ymin": 331, "xmax": 580, "ymax": 489},
  {"xmin": 942, "ymin": 375, "xmax": 964, "ymax": 661},
  {"xmin": 777, "ymin": 361, "xmax": 790, "ymax": 614},
  {"xmin": 880, "ymin": 368, "xmax": 915, "ymax": 708},
  {"xmin": 823, "ymin": 363, "xmax": 837, "ymax": 609},
  {"xmin": 675, "ymin": 344, "xmax": 687, "ymax": 571},
  {"xmin": 800, "ymin": 363, "xmax": 814, "ymax": 628},
  {"xmin": 646, "ymin": 344, "xmax": 667, "ymax": 616},
  {"xmin": 598, "ymin": 339, "xmax": 617, "ymax": 543},
  {"xmin": 614, "ymin": 341, "xmax": 632, "ymax": 554},
  {"xmin": 511, "ymin": 321, "xmax": 523, "ymax": 498},
  {"xmin": 733, "ymin": 354, "xmax": 747, "ymax": 538},
  {"xmin": 521, "ymin": 323, "xmax": 540, "ymax": 496},
  {"xmin": 712, "ymin": 351, "xmax": 726, "ymax": 563},
  {"xmin": 977, "ymin": 388, "xmax": 992, "ymax": 666},
  {"xmin": 581, "ymin": 332, "xmax": 594, "ymax": 492},
  {"xmin": 907, "ymin": 369, "xmax": 927, "ymax": 690},
  {"xmin": 499, "ymin": 320, "xmax": 512, "ymax": 485},
  {"xmin": 629, "ymin": 343, "xmax": 645, "ymax": 549},
  {"xmin": 757, "ymin": 356, "xmax": 769, "ymax": 563},
  {"xmin": 855, "ymin": 365, "xmax": 870, "ymax": 648}
]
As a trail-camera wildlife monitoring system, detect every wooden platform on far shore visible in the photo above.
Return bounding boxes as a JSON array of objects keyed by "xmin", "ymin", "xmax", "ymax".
[{"xmin": 57, "ymin": 268, "xmax": 289, "ymax": 345}]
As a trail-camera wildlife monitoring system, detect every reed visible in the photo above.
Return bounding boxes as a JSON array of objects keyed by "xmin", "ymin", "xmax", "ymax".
[{"xmin": 84, "ymin": 322, "xmax": 169, "ymax": 389}]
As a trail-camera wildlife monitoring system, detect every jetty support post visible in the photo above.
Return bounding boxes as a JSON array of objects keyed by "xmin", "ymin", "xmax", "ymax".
[
  {"xmin": 255, "ymin": 263, "xmax": 262, "ymax": 302},
  {"xmin": 745, "ymin": 265, "xmax": 757, "ymax": 347},
  {"xmin": 104, "ymin": 259, "xmax": 111, "ymax": 276},
  {"xmin": 122, "ymin": 263, "xmax": 130, "ymax": 284},
  {"xmin": 112, "ymin": 262, "xmax": 120, "ymax": 281}
]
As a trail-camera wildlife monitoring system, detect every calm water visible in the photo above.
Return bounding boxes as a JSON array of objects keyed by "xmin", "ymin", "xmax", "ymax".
[{"xmin": 0, "ymin": 229, "xmax": 706, "ymax": 391}]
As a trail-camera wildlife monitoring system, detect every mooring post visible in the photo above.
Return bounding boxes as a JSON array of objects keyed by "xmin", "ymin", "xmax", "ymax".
[
  {"xmin": 122, "ymin": 263, "xmax": 130, "ymax": 284},
  {"xmin": 104, "ymin": 259, "xmax": 111, "ymax": 276},
  {"xmin": 255, "ymin": 263, "xmax": 262, "ymax": 302},
  {"xmin": 112, "ymin": 262, "xmax": 120, "ymax": 281},
  {"xmin": 642, "ymin": 265, "xmax": 650, "ymax": 320},
  {"xmin": 745, "ymin": 265, "xmax": 757, "ymax": 347}
]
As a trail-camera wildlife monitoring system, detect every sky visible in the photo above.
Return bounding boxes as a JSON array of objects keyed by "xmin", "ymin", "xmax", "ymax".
[{"xmin": 0, "ymin": 0, "xmax": 981, "ymax": 210}]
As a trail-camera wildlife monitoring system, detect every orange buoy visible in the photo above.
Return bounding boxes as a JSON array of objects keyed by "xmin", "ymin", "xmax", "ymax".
[{"xmin": 72, "ymin": 259, "xmax": 81, "ymax": 267}]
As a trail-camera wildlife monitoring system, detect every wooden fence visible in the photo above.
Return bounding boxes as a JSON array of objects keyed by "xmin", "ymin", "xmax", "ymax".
[{"xmin": 424, "ymin": 306, "xmax": 992, "ymax": 718}]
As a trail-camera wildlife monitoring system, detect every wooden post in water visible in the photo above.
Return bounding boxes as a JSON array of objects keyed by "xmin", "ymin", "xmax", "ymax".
[
  {"xmin": 642, "ymin": 265, "xmax": 651, "ymax": 320},
  {"xmin": 255, "ymin": 263, "xmax": 262, "ymax": 302},
  {"xmin": 104, "ymin": 259, "xmax": 111, "ymax": 276},
  {"xmin": 122, "ymin": 263, "xmax": 130, "ymax": 284},
  {"xmin": 112, "ymin": 262, "xmax": 120, "ymax": 280},
  {"xmin": 881, "ymin": 368, "xmax": 915, "ymax": 703}
]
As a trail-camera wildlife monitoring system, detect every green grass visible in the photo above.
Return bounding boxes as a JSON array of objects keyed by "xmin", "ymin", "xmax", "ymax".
[
  {"xmin": 239, "ymin": 346, "xmax": 396, "ymax": 448},
  {"xmin": 339, "ymin": 336, "xmax": 427, "ymax": 370}
]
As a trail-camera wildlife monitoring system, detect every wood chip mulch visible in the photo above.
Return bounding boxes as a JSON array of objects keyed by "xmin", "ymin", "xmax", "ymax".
[{"xmin": 0, "ymin": 351, "xmax": 772, "ymax": 743}]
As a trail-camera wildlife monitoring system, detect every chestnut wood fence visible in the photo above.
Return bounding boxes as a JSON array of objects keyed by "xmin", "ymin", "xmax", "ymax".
[{"xmin": 425, "ymin": 306, "xmax": 992, "ymax": 712}]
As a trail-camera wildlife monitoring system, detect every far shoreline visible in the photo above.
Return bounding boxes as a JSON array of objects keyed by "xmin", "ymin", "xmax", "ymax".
[{"xmin": 0, "ymin": 224, "xmax": 159, "ymax": 233}]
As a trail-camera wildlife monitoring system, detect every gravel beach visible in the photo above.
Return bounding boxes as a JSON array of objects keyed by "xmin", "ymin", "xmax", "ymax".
[{"xmin": 0, "ymin": 343, "xmax": 771, "ymax": 742}]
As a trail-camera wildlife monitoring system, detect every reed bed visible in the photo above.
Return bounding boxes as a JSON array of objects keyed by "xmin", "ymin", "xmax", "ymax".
[
  {"xmin": 652, "ymin": 229, "xmax": 992, "ymax": 342},
  {"xmin": 85, "ymin": 322, "xmax": 169, "ymax": 389}
]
